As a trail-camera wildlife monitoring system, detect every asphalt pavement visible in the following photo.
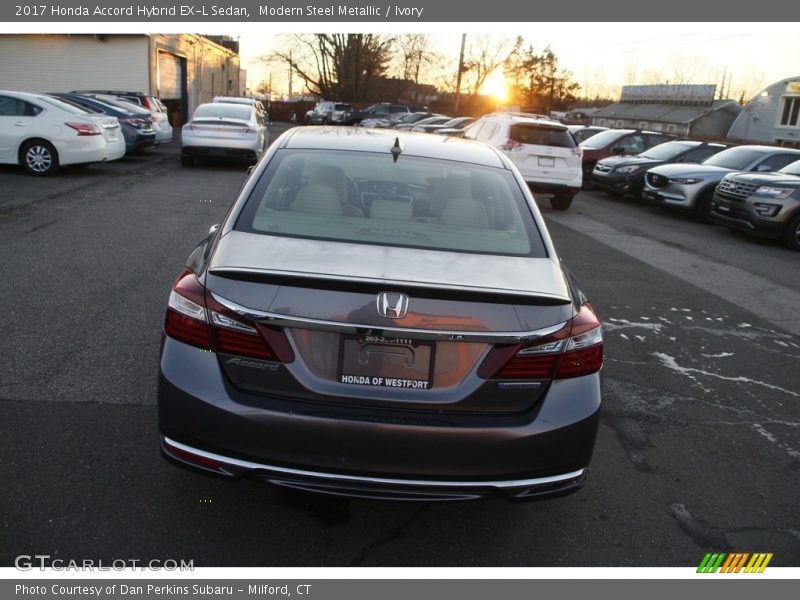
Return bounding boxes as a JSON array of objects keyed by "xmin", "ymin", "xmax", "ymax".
[{"xmin": 1, "ymin": 127, "xmax": 798, "ymax": 567}]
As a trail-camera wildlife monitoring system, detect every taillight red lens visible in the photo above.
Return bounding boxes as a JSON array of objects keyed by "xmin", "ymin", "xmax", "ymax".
[
  {"xmin": 66, "ymin": 122, "xmax": 101, "ymax": 136},
  {"xmin": 205, "ymin": 292, "xmax": 276, "ymax": 360},
  {"xmin": 163, "ymin": 269, "xmax": 292, "ymax": 362},
  {"xmin": 479, "ymin": 304, "xmax": 603, "ymax": 380},
  {"xmin": 500, "ymin": 138, "xmax": 524, "ymax": 151}
]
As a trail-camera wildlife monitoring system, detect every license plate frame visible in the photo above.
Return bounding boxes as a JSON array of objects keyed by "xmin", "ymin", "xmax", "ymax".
[
  {"xmin": 337, "ymin": 335, "xmax": 435, "ymax": 390},
  {"xmin": 537, "ymin": 156, "xmax": 555, "ymax": 168}
]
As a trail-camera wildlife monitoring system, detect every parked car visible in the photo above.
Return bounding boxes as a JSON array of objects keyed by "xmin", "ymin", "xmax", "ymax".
[
  {"xmin": 429, "ymin": 116, "xmax": 476, "ymax": 136},
  {"xmin": 579, "ymin": 129, "xmax": 677, "ymax": 185},
  {"xmin": 345, "ymin": 102, "xmax": 411, "ymax": 124},
  {"xmin": 361, "ymin": 111, "xmax": 429, "ymax": 129},
  {"xmin": 51, "ymin": 93, "xmax": 157, "ymax": 152},
  {"xmin": 158, "ymin": 126, "xmax": 604, "ymax": 501},
  {"xmin": 463, "ymin": 113, "xmax": 582, "ymax": 210},
  {"xmin": 180, "ymin": 102, "xmax": 269, "ymax": 167},
  {"xmin": 71, "ymin": 89, "xmax": 162, "ymax": 112},
  {"xmin": 78, "ymin": 92, "xmax": 172, "ymax": 145},
  {"xmin": 304, "ymin": 101, "xmax": 352, "ymax": 124},
  {"xmin": 567, "ymin": 125, "xmax": 609, "ymax": 144},
  {"xmin": 642, "ymin": 145, "xmax": 800, "ymax": 221},
  {"xmin": 213, "ymin": 96, "xmax": 269, "ymax": 128},
  {"xmin": 0, "ymin": 90, "xmax": 124, "ymax": 175},
  {"xmin": 591, "ymin": 140, "xmax": 729, "ymax": 198},
  {"xmin": 710, "ymin": 158, "xmax": 800, "ymax": 250},
  {"xmin": 407, "ymin": 115, "xmax": 453, "ymax": 132}
]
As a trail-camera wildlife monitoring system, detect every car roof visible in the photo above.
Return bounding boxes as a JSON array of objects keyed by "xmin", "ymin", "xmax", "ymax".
[
  {"xmin": 280, "ymin": 126, "xmax": 508, "ymax": 169},
  {"xmin": 480, "ymin": 113, "xmax": 568, "ymax": 129}
]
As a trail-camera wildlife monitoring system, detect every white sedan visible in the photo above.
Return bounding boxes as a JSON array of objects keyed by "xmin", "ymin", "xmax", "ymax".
[
  {"xmin": 0, "ymin": 90, "xmax": 125, "ymax": 176},
  {"xmin": 181, "ymin": 102, "xmax": 268, "ymax": 167}
]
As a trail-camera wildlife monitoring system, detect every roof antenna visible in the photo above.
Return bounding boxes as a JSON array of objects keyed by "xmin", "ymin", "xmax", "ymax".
[{"xmin": 391, "ymin": 137, "xmax": 402, "ymax": 163}]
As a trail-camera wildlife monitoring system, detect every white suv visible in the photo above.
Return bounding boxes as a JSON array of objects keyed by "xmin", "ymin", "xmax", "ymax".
[{"xmin": 463, "ymin": 113, "xmax": 583, "ymax": 210}]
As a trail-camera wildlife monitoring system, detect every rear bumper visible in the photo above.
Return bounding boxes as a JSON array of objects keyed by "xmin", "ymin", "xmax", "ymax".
[
  {"xmin": 158, "ymin": 336, "xmax": 601, "ymax": 501},
  {"xmin": 181, "ymin": 145, "xmax": 259, "ymax": 160},
  {"xmin": 161, "ymin": 436, "xmax": 586, "ymax": 501},
  {"xmin": 526, "ymin": 181, "xmax": 581, "ymax": 197}
]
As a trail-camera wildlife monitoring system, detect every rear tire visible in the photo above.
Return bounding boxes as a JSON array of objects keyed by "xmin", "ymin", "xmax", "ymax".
[
  {"xmin": 782, "ymin": 212, "xmax": 800, "ymax": 251},
  {"xmin": 550, "ymin": 194, "xmax": 573, "ymax": 211},
  {"xmin": 181, "ymin": 156, "xmax": 194, "ymax": 167},
  {"xmin": 21, "ymin": 140, "xmax": 59, "ymax": 176}
]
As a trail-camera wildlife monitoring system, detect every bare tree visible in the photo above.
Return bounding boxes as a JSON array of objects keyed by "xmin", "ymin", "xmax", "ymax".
[
  {"xmin": 265, "ymin": 34, "xmax": 394, "ymax": 101},
  {"xmin": 462, "ymin": 34, "xmax": 516, "ymax": 99}
]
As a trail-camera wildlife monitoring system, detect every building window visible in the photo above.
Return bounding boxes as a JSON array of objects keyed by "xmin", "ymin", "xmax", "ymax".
[
  {"xmin": 639, "ymin": 121, "xmax": 648, "ymax": 129},
  {"xmin": 597, "ymin": 119, "xmax": 606, "ymax": 126},
  {"xmin": 779, "ymin": 96, "xmax": 800, "ymax": 127},
  {"xmin": 616, "ymin": 120, "xmax": 624, "ymax": 128},
  {"xmin": 666, "ymin": 124, "xmax": 677, "ymax": 133}
]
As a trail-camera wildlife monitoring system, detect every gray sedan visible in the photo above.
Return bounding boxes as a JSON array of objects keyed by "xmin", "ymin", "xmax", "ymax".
[{"xmin": 159, "ymin": 126, "xmax": 603, "ymax": 501}]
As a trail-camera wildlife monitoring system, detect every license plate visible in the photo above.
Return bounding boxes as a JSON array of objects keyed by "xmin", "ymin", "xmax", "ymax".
[
  {"xmin": 538, "ymin": 156, "xmax": 555, "ymax": 167},
  {"xmin": 338, "ymin": 335, "xmax": 434, "ymax": 390}
]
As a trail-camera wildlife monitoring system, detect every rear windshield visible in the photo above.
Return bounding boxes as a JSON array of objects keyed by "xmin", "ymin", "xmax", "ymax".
[
  {"xmin": 235, "ymin": 149, "xmax": 547, "ymax": 257},
  {"xmin": 510, "ymin": 124, "xmax": 575, "ymax": 148},
  {"xmin": 193, "ymin": 104, "xmax": 252, "ymax": 120},
  {"xmin": 334, "ymin": 104, "xmax": 352, "ymax": 111},
  {"xmin": 639, "ymin": 141, "xmax": 695, "ymax": 160},
  {"xmin": 579, "ymin": 129, "xmax": 627, "ymax": 149},
  {"xmin": 702, "ymin": 147, "xmax": 769, "ymax": 170}
]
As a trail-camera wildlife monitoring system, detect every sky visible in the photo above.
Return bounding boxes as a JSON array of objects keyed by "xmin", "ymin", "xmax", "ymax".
[{"xmin": 229, "ymin": 23, "xmax": 800, "ymax": 102}]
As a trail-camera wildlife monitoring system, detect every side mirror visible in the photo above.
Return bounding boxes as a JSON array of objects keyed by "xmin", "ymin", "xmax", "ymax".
[{"xmin": 208, "ymin": 224, "xmax": 220, "ymax": 236}]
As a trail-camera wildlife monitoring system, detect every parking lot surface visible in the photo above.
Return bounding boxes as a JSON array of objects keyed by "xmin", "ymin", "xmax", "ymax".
[{"xmin": 1, "ymin": 127, "xmax": 798, "ymax": 566}]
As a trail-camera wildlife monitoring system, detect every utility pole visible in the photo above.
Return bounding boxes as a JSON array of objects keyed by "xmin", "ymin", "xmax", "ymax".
[
  {"xmin": 454, "ymin": 33, "xmax": 466, "ymax": 113},
  {"xmin": 288, "ymin": 50, "xmax": 293, "ymax": 100}
]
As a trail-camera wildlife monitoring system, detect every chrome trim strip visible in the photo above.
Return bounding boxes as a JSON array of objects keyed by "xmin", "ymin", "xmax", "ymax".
[
  {"xmin": 163, "ymin": 437, "xmax": 584, "ymax": 490},
  {"xmin": 210, "ymin": 292, "xmax": 568, "ymax": 343}
]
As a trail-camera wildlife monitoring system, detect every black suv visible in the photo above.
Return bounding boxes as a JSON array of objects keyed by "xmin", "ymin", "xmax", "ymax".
[
  {"xmin": 591, "ymin": 140, "xmax": 729, "ymax": 198},
  {"xmin": 711, "ymin": 158, "xmax": 800, "ymax": 251}
]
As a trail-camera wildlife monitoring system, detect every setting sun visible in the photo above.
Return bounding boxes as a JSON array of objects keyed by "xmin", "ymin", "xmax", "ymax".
[{"xmin": 481, "ymin": 72, "xmax": 508, "ymax": 102}]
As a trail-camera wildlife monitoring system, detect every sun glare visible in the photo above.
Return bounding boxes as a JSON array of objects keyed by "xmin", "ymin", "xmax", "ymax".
[{"xmin": 481, "ymin": 72, "xmax": 508, "ymax": 102}]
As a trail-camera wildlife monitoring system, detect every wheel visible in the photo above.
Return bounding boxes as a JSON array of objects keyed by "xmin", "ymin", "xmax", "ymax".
[
  {"xmin": 181, "ymin": 156, "xmax": 194, "ymax": 167},
  {"xmin": 21, "ymin": 140, "xmax": 59, "ymax": 176},
  {"xmin": 550, "ymin": 194, "xmax": 573, "ymax": 211},
  {"xmin": 694, "ymin": 188, "xmax": 716, "ymax": 223},
  {"xmin": 782, "ymin": 212, "xmax": 800, "ymax": 251}
]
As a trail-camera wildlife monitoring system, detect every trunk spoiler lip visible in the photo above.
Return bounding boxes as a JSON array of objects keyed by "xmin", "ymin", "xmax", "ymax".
[
  {"xmin": 207, "ymin": 266, "xmax": 573, "ymax": 306},
  {"xmin": 210, "ymin": 291, "xmax": 569, "ymax": 344}
]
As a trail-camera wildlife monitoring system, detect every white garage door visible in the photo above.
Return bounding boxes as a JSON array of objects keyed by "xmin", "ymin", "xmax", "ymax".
[{"xmin": 158, "ymin": 51, "xmax": 183, "ymax": 100}]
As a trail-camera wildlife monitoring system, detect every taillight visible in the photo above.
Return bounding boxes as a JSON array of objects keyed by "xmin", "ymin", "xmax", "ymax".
[
  {"xmin": 500, "ymin": 138, "xmax": 524, "ymax": 152},
  {"xmin": 479, "ymin": 304, "xmax": 603, "ymax": 380},
  {"xmin": 66, "ymin": 122, "xmax": 101, "ymax": 136},
  {"xmin": 570, "ymin": 146, "xmax": 583, "ymax": 158},
  {"xmin": 164, "ymin": 269, "xmax": 292, "ymax": 362},
  {"xmin": 164, "ymin": 270, "xmax": 212, "ymax": 349}
]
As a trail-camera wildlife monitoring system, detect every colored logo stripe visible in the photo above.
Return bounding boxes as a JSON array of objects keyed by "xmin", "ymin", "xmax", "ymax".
[{"xmin": 697, "ymin": 553, "xmax": 773, "ymax": 573}]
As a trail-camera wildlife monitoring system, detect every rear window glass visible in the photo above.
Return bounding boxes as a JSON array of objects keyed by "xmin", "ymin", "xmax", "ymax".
[
  {"xmin": 579, "ymin": 129, "xmax": 627, "ymax": 149},
  {"xmin": 702, "ymin": 147, "xmax": 771, "ymax": 170},
  {"xmin": 235, "ymin": 149, "xmax": 547, "ymax": 258},
  {"xmin": 193, "ymin": 104, "xmax": 253, "ymax": 120},
  {"xmin": 510, "ymin": 124, "xmax": 575, "ymax": 148}
]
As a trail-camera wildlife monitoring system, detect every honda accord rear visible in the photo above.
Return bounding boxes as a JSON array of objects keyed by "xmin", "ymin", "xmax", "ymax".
[{"xmin": 158, "ymin": 126, "xmax": 603, "ymax": 501}]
